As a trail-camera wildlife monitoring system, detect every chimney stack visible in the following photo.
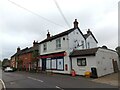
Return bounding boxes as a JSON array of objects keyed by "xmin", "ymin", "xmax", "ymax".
[
  {"xmin": 47, "ymin": 30, "xmax": 50, "ymax": 39},
  {"xmin": 33, "ymin": 40, "xmax": 38, "ymax": 47},
  {"xmin": 87, "ymin": 29, "xmax": 91, "ymax": 34},
  {"xmin": 73, "ymin": 19, "xmax": 78, "ymax": 29},
  {"xmin": 17, "ymin": 47, "xmax": 20, "ymax": 52}
]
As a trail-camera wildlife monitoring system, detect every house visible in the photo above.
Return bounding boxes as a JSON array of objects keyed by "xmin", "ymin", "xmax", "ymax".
[
  {"xmin": 69, "ymin": 47, "xmax": 119, "ymax": 77},
  {"xmin": 11, "ymin": 41, "xmax": 39, "ymax": 71},
  {"xmin": 10, "ymin": 53, "xmax": 17, "ymax": 68},
  {"xmin": 38, "ymin": 19, "xmax": 98, "ymax": 74}
]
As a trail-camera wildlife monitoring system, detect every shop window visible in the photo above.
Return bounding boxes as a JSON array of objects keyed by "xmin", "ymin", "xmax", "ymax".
[
  {"xmin": 57, "ymin": 58, "xmax": 64, "ymax": 70},
  {"xmin": 77, "ymin": 58, "xmax": 86, "ymax": 66},
  {"xmin": 46, "ymin": 58, "xmax": 51, "ymax": 69},
  {"xmin": 51, "ymin": 59, "xmax": 57, "ymax": 69}
]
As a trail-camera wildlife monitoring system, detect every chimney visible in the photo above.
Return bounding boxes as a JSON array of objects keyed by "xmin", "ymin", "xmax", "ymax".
[
  {"xmin": 73, "ymin": 19, "xmax": 78, "ymax": 29},
  {"xmin": 17, "ymin": 47, "xmax": 20, "ymax": 52},
  {"xmin": 47, "ymin": 31, "xmax": 50, "ymax": 39},
  {"xmin": 87, "ymin": 29, "xmax": 91, "ymax": 34},
  {"xmin": 33, "ymin": 40, "xmax": 38, "ymax": 47}
]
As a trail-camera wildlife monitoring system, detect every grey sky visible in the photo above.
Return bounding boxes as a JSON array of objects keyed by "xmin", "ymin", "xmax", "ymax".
[{"xmin": 0, "ymin": 0, "xmax": 119, "ymax": 60}]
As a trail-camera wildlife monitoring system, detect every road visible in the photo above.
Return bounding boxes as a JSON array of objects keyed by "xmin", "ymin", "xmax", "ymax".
[{"xmin": 2, "ymin": 71, "xmax": 118, "ymax": 89}]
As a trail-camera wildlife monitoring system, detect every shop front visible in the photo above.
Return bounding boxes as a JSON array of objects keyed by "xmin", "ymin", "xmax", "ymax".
[{"xmin": 39, "ymin": 51, "xmax": 66, "ymax": 71}]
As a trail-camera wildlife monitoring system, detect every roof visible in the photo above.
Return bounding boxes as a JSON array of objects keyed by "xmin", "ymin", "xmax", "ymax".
[
  {"xmin": 40, "ymin": 28, "xmax": 75, "ymax": 44},
  {"xmin": 39, "ymin": 27, "xmax": 85, "ymax": 44},
  {"xmin": 84, "ymin": 31, "xmax": 98, "ymax": 43},
  {"xmin": 15, "ymin": 45, "xmax": 39, "ymax": 56},
  {"xmin": 69, "ymin": 48, "xmax": 99, "ymax": 57}
]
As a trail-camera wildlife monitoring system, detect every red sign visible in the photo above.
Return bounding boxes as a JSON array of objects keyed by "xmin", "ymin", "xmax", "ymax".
[{"xmin": 39, "ymin": 52, "xmax": 66, "ymax": 59}]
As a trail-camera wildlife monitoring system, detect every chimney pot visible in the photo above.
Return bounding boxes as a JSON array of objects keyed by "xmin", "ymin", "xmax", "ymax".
[
  {"xmin": 73, "ymin": 19, "xmax": 79, "ymax": 29},
  {"xmin": 47, "ymin": 30, "xmax": 50, "ymax": 39}
]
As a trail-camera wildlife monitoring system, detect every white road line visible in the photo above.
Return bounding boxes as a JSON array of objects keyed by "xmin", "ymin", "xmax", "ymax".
[
  {"xmin": 0, "ymin": 79, "xmax": 6, "ymax": 90},
  {"xmin": 56, "ymin": 86, "xmax": 64, "ymax": 90},
  {"xmin": 27, "ymin": 77, "xmax": 43, "ymax": 82}
]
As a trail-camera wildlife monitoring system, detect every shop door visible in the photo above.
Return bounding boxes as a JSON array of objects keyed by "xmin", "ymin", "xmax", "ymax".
[{"xmin": 42, "ymin": 59, "xmax": 46, "ymax": 71}]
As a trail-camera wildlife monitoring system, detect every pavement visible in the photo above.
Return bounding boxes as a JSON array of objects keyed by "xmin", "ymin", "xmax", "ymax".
[{"xmin": 91, "ymin": 72, "xmax": 119, "ymax": 87}]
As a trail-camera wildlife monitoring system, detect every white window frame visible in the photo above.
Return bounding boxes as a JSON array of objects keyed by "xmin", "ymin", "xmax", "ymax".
[
  {"xmin": 77, "ymin": 58, "xmax": 86, "ymax": 66},
  {"xmin": 56, "ymin": 38, "xmax": 61, "ymax": 49},
  {"xmin": 43, "ymin": 43, "xmax": 47, "ymax": 52},
  {"xmin": 81, "ymin": 40, "xmax": 84, "ymax": 49}
]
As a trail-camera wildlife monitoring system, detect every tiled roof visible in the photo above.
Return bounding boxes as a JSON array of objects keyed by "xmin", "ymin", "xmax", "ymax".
[
  {"xmin": 84, "ymin": 32, "xmax": 98, "ymax": 43},
  {"xmin": 15, "ymin": 45, "xmax": 39, "ymax": 56},
  {"xmin": 69, "ymin": 48, "xmax": 99, "ymax": 57},
  {"xmin": 39, "ymin": 27, "xmax": 85, "ymax": 44},
  {"xmin": 40, "ymin": 28, "xmax": 75, "ymax": 44}
]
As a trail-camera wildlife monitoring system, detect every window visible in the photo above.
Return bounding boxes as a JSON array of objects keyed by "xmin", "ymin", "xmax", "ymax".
[
  {"xmin": 81, "ymin": 40, "xmax": 84, "ymax": 49},
  {"xmin": 77, "ymin": 58, "xmax": 86, "ymax": 66},
  {"xmin": 46, "ymin": 58, "xmax": 51, "ymax": 69},
  {"xmin": 43, "ymin": 43, "xmax": 47, "ymax": 52},
  {"xmin": 57, "ymin": 58, "xmax": 64, "ymax": 70},
  {"xmin": 56, "ymin": 38, "xmax": 61, "ymax": 49},
  {"xmin": 51, "ymin": 59, "xmax": 57, "ymax": 69},
  {"xmin": 88, "ymin": 42, "xmax": 90, "ymax": 49}
]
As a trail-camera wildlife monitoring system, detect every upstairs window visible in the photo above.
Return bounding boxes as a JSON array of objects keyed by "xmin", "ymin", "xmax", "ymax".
[
  {"xmin": 43, "ymin": 43, "xmax": 47, "ymax": 52},
  {"xmin": 56, "ymin": 38, "xmax": 61, "ymax": 49},
  {"xmin": 88, "ymin": 42, "xmax": 90, "ymax": 49},
  {"xmin": 81, "ymin": 40, "xmax": 84, "ymax": 49}
]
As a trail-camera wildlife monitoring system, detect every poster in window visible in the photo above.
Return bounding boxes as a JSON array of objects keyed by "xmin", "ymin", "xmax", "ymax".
[
  {"xmin": 46, "ymin": 59, "xmax": 51, "ymax": 69},
  {"xmin": 51, "ymin": 59, "xmax": 56, "ymax": 69},
  {"xmin": 57, "ymin": 58, "xmax": 63, "ymax": 70}
]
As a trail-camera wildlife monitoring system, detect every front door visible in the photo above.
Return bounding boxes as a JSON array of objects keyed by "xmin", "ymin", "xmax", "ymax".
[
  {"xmin": 42, "ymin": 59, "xmax": 46, "ymax": 71},
  {"xmin": 112, "ymin": 59, "xmax": 119, "ymax": 73}
]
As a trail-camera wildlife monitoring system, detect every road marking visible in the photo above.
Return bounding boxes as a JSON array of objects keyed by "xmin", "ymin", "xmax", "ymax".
[
  {"xmin": 27, "ymin": 77, "xmax": 43, "ymax": 82},
  {"xmin": 56, "ymin": 86, "xmax": 64, "ymax": 90},
  {"xmin": 0, "ymin": 79, "xmax": 6, "ymax": 90}
]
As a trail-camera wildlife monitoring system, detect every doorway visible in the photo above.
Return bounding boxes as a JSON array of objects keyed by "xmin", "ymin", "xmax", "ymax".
[
  {"xmin": 42, "ymin": 59, "xmax": 46, "ymax": 71},
  {"xmin": 112, "ymin": 59, "xmax": 119, "ymax": 73}
]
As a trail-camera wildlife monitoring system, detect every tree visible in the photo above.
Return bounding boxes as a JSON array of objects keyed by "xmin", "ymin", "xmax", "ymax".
[{"xmin": 2, "ymin": 58, "xmax": 10, "ymax": 68}]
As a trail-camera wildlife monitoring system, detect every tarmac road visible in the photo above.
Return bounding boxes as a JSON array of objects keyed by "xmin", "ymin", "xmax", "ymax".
[{"xmin": 2, "ymin": 71, "xmax": 118, "ymax": 89}]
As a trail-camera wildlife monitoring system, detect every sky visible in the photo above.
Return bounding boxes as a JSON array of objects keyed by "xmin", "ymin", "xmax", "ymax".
[{"xmin": 0, "ymin": 0, "xmax": 119, "ymax": 60}]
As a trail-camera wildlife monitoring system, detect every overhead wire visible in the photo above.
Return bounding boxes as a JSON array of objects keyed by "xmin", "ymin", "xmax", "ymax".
[
  {"xmin": 53, "ymin": 0, "xmax": 70, "ymax": 28},
  {"xmin": 7, "ymin": 0, "xmax": 66, "ymax": 28}
]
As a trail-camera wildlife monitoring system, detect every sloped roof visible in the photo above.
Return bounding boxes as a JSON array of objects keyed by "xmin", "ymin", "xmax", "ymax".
[
  {"xmin": 84, "ymin": 31, "xmax": 98, "ymax": 43},
  {"xmin": 69, "ymin": 48, "xmax": 99, "ymax": 57},
  {"xmin": 39, "ymin": 27, "xmax": 85, "ymax": 44},
  {"xmin": 40, "ymin": 28, "xmax": 75, "ymax": 44}
]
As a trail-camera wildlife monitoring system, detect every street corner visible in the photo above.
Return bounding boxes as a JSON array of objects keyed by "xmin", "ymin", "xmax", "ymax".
[{"xmin": 0, "ymin": 79, "xmax": 6, "ymax": 90}]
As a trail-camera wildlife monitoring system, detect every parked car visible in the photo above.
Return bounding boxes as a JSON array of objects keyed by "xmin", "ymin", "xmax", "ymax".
[{"xmin": 4, "ymin": 67, "xmax": 13, "ymax": 72}]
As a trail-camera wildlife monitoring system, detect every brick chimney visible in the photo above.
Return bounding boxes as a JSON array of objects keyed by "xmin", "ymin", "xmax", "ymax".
[
  {"xmin": 87, "ymin": 29, "xmax": 92, "ymax": 34},
  {"xmin": 47, "ymin": 31, "xmax": 50, "ymax": 39},
  {"xmin": 33, "ymin": 40, "xmax": 38, "ymax": 47},
  {"xmin": 73, "ymin": 19, "xmax": 78, "ymax": 29},
  {"xmin": 17, "ymin": 47, "xmax": 20, "ymax": 52}
]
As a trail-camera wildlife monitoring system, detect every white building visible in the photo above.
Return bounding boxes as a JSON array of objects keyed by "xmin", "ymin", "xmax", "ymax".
[
  {"xmin": 38, "ymin": 19, "xmax": 98, "ymax": 74},
  {"xmin": 70, "ymin": 47, "xmax": 119, "ymax": 77}
]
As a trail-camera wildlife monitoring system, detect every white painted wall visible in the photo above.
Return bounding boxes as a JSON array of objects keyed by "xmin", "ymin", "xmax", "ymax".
[
  {"xmin": 71, "ymin": 56, "xmax": 97, "ymax": 75},
  {"xmin": 40, "ymin": 35, "xmax": 68, "ymax": 55},
  {"xmin": 68, "ymin": 29, "xmax": 86, "ymax": 52},
  {"xmin": 86, "ymin": 35, "xmax": 97, "ymax": 49},
  {"xmin": 96, "ymin": 48, "xmax": 119, "ymax": 77},
  {"xmin": 71, "ymin": 48, "xmax": 119, "ymax": 77}
]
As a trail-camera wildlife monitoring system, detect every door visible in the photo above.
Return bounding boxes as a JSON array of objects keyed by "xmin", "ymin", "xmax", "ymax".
[
  {"xmin": 112, "ymin": 59, "xmax": 119, "ymax": 73},
  {"xmin": 42, "ymin": 59, "xmax": 46, "ymax": 71}
]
